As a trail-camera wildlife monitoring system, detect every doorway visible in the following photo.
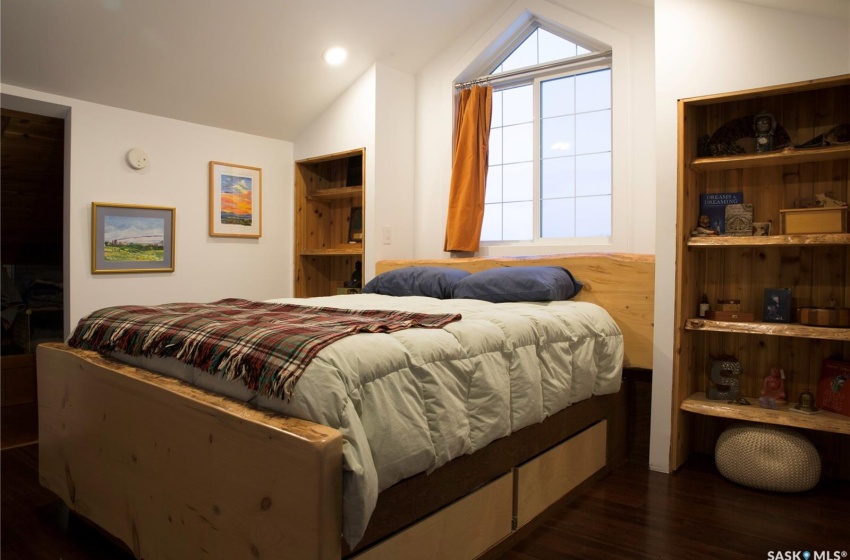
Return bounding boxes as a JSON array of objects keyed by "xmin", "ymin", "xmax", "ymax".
[{"xmin": 1, "ymin": 108, "xmax": 65, "ymax": 448}]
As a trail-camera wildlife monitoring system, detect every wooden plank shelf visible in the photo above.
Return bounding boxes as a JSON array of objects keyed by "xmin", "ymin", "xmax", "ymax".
[
  {"xmin": 684, "ymin": 318, "xmax": 850, "ymax": 341},
  {"xmin": 681, "ymin": 392, "xmax": 850, "ymax": 435},
  {"xmin": 298, "ymin": 247, "xmax": 363, "ymax": 257},
  {"xmin": 689, "ymin": 144, "xmax": 850, "ymax": 172},
  {"xmin": 306, "ymin": 186, "xmax": 362, "ymax": 201},
  {"xmin": 688, "ymin": 233, "xmax": 850, "ymax": 248}
]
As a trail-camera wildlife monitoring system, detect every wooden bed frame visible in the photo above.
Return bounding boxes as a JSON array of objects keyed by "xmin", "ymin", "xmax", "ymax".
[{"xmin": 37, "ymin": 253, "xmax": 654, "ymax": 560}]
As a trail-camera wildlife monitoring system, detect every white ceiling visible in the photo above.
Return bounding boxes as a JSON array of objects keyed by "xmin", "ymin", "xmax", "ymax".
[
  {"xmin": 2, "ymin": 0, "xmax": 846, "ymax": 141},
  {"xmin": 1, "ymin": 0, "xmax": 504, "ymax": 140}
]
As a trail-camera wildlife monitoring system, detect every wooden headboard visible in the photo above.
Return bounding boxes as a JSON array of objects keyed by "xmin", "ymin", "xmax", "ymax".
[{"xmin": 376, "ymin": 253, "xmax": 655, "ymax": 370}]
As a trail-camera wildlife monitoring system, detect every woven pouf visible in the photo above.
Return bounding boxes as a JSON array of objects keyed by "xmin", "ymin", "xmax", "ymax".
[{"xmin": 714, "ymin": 422, "xmax": 821, "ymax": 492}]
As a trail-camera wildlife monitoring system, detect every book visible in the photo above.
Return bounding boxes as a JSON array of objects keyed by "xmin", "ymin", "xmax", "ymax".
[
  {"xmin": 724, "ymin": 203, "xmax": 753, "ymax": 236},
  {"xmin": 699, "ymin": 192, "xmax": 744, "ymax": 235}
]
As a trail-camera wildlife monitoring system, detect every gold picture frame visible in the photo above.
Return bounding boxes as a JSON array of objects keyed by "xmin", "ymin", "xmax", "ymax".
[
  {"xmin": 92, "ymin": 202, "xmax": 175, "ymax": 274},
  {"xmin": 209, "ymin": 161, "xmax": 262, "ymax": 238}
]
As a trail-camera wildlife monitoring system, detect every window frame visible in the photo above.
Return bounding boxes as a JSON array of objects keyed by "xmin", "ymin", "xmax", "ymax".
[{"xmin": 482, "ymin": 40, "xmax": 613, "ymax": 248}]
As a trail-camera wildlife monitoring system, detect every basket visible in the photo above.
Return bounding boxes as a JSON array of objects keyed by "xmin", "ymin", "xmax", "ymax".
[{"xmin": 715, "ymin": 422, "xmax": 821, "ymax": 492}]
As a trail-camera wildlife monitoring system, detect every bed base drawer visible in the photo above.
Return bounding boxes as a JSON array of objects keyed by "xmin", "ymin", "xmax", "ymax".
[
  {"xmin": 516, "ymin": 420, "xmax": 607, "ymax": 528},
  {"xmin": 353, "ymin": 473, "xmax": 513, "ymax": 560},
  {"xmin": 354, "ymin": 420, "xmax": 607, "ymax": 560}
]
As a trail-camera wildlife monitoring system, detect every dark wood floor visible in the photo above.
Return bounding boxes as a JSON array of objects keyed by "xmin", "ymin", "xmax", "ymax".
[{"xmin": 2, "ymin": 443, "xmax": 848, "ymax": 560}]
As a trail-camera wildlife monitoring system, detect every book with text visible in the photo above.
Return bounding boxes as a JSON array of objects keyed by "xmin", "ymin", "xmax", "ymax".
[{"xmin": 699, "ymin": 192, "xmax": 744, "ymax": 235}]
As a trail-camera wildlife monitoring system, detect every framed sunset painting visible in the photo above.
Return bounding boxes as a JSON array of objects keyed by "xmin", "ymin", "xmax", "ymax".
[{"xmin": 209, "ymin": 161, "xmax": 262, "ymax": 238}]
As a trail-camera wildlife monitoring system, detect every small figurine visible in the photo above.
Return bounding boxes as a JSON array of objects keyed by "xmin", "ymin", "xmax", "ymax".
[
  {"xmin": 692, "ymin": 214, "xmax": 718, "ymax": 236},
  {"xmin": 342, "ymin": 261, "xmax": 362, "ymax": 289},
  {"xmin": 761, "ymin": 367, "xmax": 786, "ymax": 404},
  {"xmin": 753, "ymin": 111, "xmax": 776, "ymax": 153}
]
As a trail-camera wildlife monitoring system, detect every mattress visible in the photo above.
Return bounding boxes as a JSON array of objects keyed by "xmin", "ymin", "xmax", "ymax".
[{"xmin": 111, "ymin": 293, "xmax": 624, "ymax": 548}]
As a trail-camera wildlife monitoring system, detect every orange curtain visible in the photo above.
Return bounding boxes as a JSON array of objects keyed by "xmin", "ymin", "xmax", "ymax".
[{"xmin": 444, "ymin": 85, "xmax": 492, "ymax": 253}]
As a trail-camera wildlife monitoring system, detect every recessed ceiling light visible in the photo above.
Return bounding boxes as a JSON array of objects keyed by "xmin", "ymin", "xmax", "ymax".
[{"xmin": 323, "ymin": 47, "xmax": 348, "ymax": 66}]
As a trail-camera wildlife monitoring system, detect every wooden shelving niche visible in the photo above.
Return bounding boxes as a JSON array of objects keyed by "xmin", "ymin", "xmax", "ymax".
[
  {"xmin": 294, "ymin": 148, "xmax": 365, "ymax": 297},
  {"xmin": 671, "ymin": 75, "xmax": 850, "ymax": 478}
]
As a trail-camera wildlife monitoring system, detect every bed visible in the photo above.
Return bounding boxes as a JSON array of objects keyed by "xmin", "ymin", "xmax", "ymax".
[{"xmin": 36, "ymin": 253, "xmax": 654, "ymax": 560}]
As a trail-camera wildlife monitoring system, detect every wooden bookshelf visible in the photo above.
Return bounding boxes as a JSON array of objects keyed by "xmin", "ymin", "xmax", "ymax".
[
  {"xmin": 671, "ymin": 74, "xmax": 850, "ymax": 475},
  {"xmin": 294, "ymin": 149, "xmax": 365, "ymax": 297}
]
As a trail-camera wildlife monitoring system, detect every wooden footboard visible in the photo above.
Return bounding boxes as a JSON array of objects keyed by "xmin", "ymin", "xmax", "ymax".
[
  {"xmin": 37, "ymin": 343, "xmax": 625, "ymax": 560},
  {"xmin": 37, "ymin": 342, "xmax": 344, "ymax": 560}
]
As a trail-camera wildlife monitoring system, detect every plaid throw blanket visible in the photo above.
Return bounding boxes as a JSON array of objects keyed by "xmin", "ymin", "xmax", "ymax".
[{"xmin": 67, "ymin": 298, "xmax": 461, "ymax": 400}]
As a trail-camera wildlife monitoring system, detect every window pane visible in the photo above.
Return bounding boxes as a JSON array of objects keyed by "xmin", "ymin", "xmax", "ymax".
[
  {"xmin": 538, "ymin": 29, "xmax": 577, "ymax": 64},
  {"xmin": 503, "ymin": 123, "xmax": 533, "ymax": 163},
  {"xmin": 503, "ymin": 201, "xmax": 533, "ymax": 240},
  {"xmin": 482, "ymin": 26, "xmax": 613, "ymax": 246},
  {"xmin": 576, "ymin": 69, "xmax": 611, "ymax": 113},
  {"xmin": 541, "ymin": 156, "xmax": 575, "ymax": 199},
  {"xmin": 541, "ymin": 76, "xmax": 574, "ymax": 119},
  {"xmin": 502, "ymin": 85, "xmax": 532, "ymax": 126},
  {"xmin": 481, "ymin": 204, "xmax": 502, "ymax": 241},
  {"xmin": 503, "ymin": 162, "xmax": 533, "ymax": 202},
  {"xmin": 541, "ymin": 197, "xmax": 575, "ymax": 238},
  {"xmin": 489, "ymin": 127, "xmax": 503, "ymax": 165},
  {"xmin": 486, "ymin": 166, "xmax": 502, "ymax": 203},
  {"xmin": 491, "ymin": 90, "xmax": 503, "ymax": 128},
  {"xmin": 575, "ymin": 110, "xmax": 610, "ymax": 155},
  {"xmin": 541, "ymin": 115, "xmax": 575, "ymax": 158},
  {"xmin": 575, "ymin": 153, "xmax": 610, "ymax": 196},
  {"xmin": 575, "ymin": 195, "xmax": 611, "ymax": 237},
  {"xmin": 501, "ymin": 30, "xmax": 538, "ymax": 72}
]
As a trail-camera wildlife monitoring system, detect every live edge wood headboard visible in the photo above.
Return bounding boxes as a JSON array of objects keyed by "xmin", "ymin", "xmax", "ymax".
[{"xmin": 376, "ymin": 253, "xmax": 655, "ymax": 370}]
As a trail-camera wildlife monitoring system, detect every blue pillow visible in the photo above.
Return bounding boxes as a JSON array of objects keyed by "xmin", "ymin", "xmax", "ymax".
[
  {"xmin": 451, "ymin": 266, "xmax": 583, "ymax": 303},
  {"xmin": 362, "ymin": 267, "xmax": 471, "ymax": 299}
]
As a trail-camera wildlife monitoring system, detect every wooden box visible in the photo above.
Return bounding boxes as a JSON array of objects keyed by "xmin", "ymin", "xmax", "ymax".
[
  {"xmin": 705, "ymin": 310, "xmax": 754, "ymax": 322},
  {"xmin": 779, "ymin": 207, "xmax": 847, "ymax": 235},
  {"xmin": 799, "ymin": 307, "xmax": 850, "ymax": 327}
]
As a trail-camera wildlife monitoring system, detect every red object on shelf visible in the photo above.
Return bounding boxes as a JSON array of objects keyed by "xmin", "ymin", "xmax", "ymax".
[{"xmin": 816, "ymin": 359, "xmax": 850, "ymax": 417}]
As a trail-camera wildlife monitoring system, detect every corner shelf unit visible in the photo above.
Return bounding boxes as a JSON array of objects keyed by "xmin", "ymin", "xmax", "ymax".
[
  {"xmin": 671, "ymin": 75, "xmax": 850, "ymax": 475},
  {"xmin": 294, "ymin": 148, "xmax": 365, "ymax": 298}
]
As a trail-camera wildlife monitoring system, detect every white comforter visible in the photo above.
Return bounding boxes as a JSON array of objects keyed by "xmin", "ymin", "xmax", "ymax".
[{"xmin": 113, "ymin": 294, "xmax": 623, "ymax": 548}]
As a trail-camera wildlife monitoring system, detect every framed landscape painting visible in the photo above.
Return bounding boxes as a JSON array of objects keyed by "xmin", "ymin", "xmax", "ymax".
[
  {"xmin": 92, "ymin": 203, "xmax": 175, "ymax": 274},
  {"xmin": 209, "ymin": 161, "xmax": 262, "ymax": 238}
]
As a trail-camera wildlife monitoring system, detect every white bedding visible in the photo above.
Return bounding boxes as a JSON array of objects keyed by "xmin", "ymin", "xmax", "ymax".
[{"xmin": 112, "ymin": 294, "xmax": 624, "ymax": 548}]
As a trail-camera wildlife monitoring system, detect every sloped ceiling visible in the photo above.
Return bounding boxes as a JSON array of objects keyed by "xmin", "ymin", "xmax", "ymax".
[
  {"xmin": 1, "ymin": 0, "xmax": 846, "ymax": 141},
  {"xmin": 1, "ymin": 0, "xmax": 506, "ymax": 140}
]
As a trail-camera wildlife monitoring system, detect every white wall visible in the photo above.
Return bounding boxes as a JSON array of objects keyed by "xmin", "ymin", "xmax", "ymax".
[
  {"xmin": 413, "ymin": 0, "xmax": 656, "ymax": 258},
  {"xmin": 374, "ymin": 65, "xmax": 416, "ymax": 262},
  {"xmin": 295, "ymin": 63, "xmax": 416, "ymax": 281},
  {"xmin": 650, "ymin": 0, "xmax": 850, "ymax": 472},
  {"xmin": 1, "ymin": 85, "xmax": 293, "ymax": 334}
]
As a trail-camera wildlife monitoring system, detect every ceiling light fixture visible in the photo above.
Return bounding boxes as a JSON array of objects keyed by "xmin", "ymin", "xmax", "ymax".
[{"xmin": 323, "ymin": 47, "xmax": 348, "ymax": 66}]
